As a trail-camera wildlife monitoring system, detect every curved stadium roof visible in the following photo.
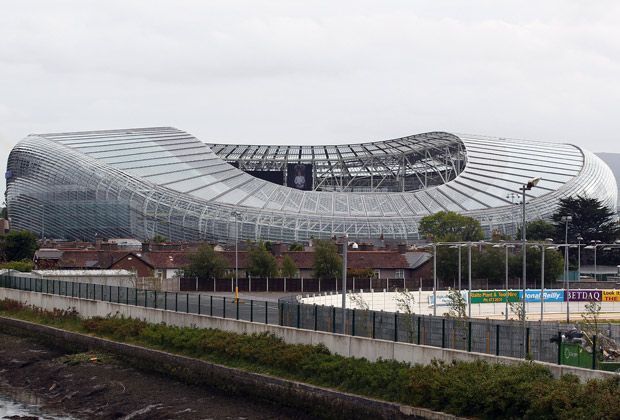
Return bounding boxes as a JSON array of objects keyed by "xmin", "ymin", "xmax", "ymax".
[{"xmin": 6, "ymin": 127, "xmax": 617, "ymax": 242}]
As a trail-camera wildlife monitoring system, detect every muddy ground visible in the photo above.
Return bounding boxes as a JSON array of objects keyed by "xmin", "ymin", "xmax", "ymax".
[{"xmin": 0, "ymin": 331, "xmax": 307, "ymax": 419}]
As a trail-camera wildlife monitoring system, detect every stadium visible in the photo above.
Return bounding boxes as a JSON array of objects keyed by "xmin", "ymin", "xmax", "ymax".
[{"xmin": 5, "ymin": 127, "xmax": 617, "ymax": 242}]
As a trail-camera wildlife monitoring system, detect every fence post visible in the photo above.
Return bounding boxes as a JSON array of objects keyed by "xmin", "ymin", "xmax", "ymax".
[
  {"xmin": 314, "ymin": 304, "xmax": 318, "ymax": 331},
  {"xmin": 175, "ymin": 293, "xmax": 178, "ymax": 311},
  {"xmin": 135, "ymin": 288, "xmax": 138, "ymax": 306},
  {"xmin": 296, "ymin": 304, "xmax": 300, "ymax": 328},
  {"xmin": 372, "ymin": 311, "xmax": 376, "ymax": 339},
  {"xmin": 279, "ymin": 303, "xmax": 284, "ymax": 326},
  {"xmin": 394, "ymin": 312, "xmax": 398, "ymax": 342},
  {"xmin": 441, "ymin": 318, "xmax": 446, "ymax": 348},
  {"xmin": 557, "ymin": 331, "xmax": 562, "ymax": 365},
  {"xmin": 467, "ymin": 321, "xmax": 472, "ymax": 352},
  {"xmin": 109, "ymin": 285, "xmax": 112, "ymax": 303},
  {"xmin": 164, "ymin": 291, "xmax": 168, "ymax": 310},
  {"xmin": 250, "ymin": 300, "xmax": 253, "ymax": 322},
  {"xmin": 101, "ymin": 284, "xmax": 104, "ymax": 301},
  {"xmin": 223, "ymin": 297, "xmax": 226, "ymax": 318},
  {"xmin": 592, "ymin": 334, "xmax": 597, "ymax": 370},
  {"xmin": 186, "ymin": 293, "xmax": 189, "ymax": 313},
  {"xmin": 236, "ymin": 297, "xmax": 239, "ymax": 320},
  {"xmin": 145, "ymin": 290, "xmax": 148, "ymax": 308},
  {"xmin": 154, "ymin": 290, "xmax": 157, "ymax": 309},
  {"xmin": 526, "ymin": 327, "xmax": 530, "ymax": 357},
  {"xmin": 210, "ymin": 295, "xmax": 213, "ymax": 316},
  {"xmin": 495, "ymin": 324, "xmax": 500, "ymax": 356},
  {"xmin": 352, "ymin": 309, "xmax": 356, "ymax": 337},
  {"xmin": 126, "ymin": 287, "xmax": 129, "ymax": 305},
  {"xmin": 332, "ymin": 306, "xmax": 336, "ymax": 333},
  {"xmin": 417, "ymin": 316, "xmax": 421, "ymax": 344},
  {"xmin": 265, "ymin": 301, "xmax": 268, "ymax": 324},
  {"xmin": 198, "ymin": 294, "xmax": 201, "ymax": 315}
]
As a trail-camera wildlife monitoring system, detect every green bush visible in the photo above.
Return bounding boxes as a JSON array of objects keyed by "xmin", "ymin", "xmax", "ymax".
[{"xmin": 1, "ymin": 301, "xmax": 618, "ymax": 419}]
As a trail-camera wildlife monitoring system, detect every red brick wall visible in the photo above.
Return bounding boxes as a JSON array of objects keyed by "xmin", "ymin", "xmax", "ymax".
[{"xmin": 110, "ymin": 255, "xmax": 153, "ymax": 277}]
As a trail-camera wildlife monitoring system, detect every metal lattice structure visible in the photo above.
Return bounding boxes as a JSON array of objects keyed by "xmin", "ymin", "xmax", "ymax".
[
  {"xmin": 5, "ymin": 127, "xmax": 617, "ymax": 242},
  {"xmin": 208, "ymin": 133, "xmax": 465, "ymax": 193}
]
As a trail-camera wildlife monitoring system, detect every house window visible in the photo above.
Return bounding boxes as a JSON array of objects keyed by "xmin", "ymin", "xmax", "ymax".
[{"xmin": 395, "ymin": 269, "xmax": 405, "ymax": 279}]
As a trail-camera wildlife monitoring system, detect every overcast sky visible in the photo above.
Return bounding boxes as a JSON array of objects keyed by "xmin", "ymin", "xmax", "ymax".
[{"xmin": 1, "ymin": 1, "xmax": 620, "ymax": 195}]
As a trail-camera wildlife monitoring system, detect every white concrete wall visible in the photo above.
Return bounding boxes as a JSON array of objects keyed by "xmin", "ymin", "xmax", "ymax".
[{"xmin": 0, "ymin": 287, "xmax": 614, "ymax": 382}]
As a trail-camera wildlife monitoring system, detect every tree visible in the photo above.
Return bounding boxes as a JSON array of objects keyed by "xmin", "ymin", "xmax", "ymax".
[
  {"xmin": 552, "ymin": 196, "xmax": 619, "ymax": 243},
  {"xmin": 0, "ymin": 260, "xmax": 34, "ymax": 272},
  {"xmin": 4, "ymin": 230, "xmax": 38, "ymax": 261},
  {"xmin": 516, "ymin": 220, "xmax": 556, "ymax": 241},
  {"xmin": 280, "ymin": 255, "xmax": 298, "ymax": 278},
  {"xmin": 445, "ymin": 288, "xmax": 467, "ymax": 318},
  {"xmin": 288, "ymin": 243, "xmax": 304, "ymax": 251},
  {"xmin": 418, "ymin": 211, "xmax": 484, "ymax": 242},
  {"xmin": 150, "ymin": 234, "xmax": 167, "ymax": 243},
  {"xmin": 248, "ymin": 241, "xmax": 278, "ymax": 278},
  {"xmin": 1, "ymin": 206, "xmax": 6, "ymax": 219},
  {"xmin": 313, "ymin": 239, "xmax": 342, "ymax": 280},
  {"xmin": 508, "ymin": 246, "xmax": 564, "ymax": 287},
  {"xmin": 184, "ymin": 244, "xmax": 227, "ymax": 280}
]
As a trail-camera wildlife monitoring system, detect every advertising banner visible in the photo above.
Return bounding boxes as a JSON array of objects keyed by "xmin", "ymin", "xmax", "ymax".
[
  {"xmin": 286, "ymin": 163, "xmax": 313, "ymax": 190},
  {"xmin": 566, "ymin": 289, "xmax": 602, "ymax": 302},
  {"xmin": 602, "ymin": 290, "xmax": 620, "ymax": 302},
  {"xmin": 428, "ymin": 291, "xmax": 468, "ymax": 306},
  {"xmin": 518, "ymin": 290, "xmax": 565, "ymax": 303},
  {"xmin": 470, "ymin": 290, "xmax": 519, "ymax": 303}
]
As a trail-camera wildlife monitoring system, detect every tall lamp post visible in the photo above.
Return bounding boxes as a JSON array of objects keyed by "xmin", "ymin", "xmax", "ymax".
[
  {"xmin": 231, "ymin": 211, "xmax": 241, "ymax": 302},
  {"xmin": 561, "ymin": 216, "xmax": 572, "ymax": 322},
  {"xmin": 341, "ymin": 234, "xmax": 348, "ymax": 333},
  {"xmin": 520, "ymin": 177, "xmax": 540, "ymax": 358},
  {"xmin": 576, "ymin": 235, "xmax": 583, "ymax": 281}
]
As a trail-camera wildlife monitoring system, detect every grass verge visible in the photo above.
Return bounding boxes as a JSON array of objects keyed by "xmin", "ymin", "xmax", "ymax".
[{"xmin": 1, "ymin": 298, "xmax": 618, "ymax": 419}]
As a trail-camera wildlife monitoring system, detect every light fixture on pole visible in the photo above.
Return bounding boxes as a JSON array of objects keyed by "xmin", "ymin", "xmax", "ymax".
[
  {"xmin": 468, "ymin": 242, "xmax": 472, "ymax": 318},
  {"xmin": 231, "ymin": 210, "xmax": 242, "ymax": 303},
  {"xmin": 341, "ymin": 234, "xmax": 349, "ymax": 334},
  {"xmin": 432, "ymin": 243, "xmax": 438, "ymax": 316},
  {"xmin": 561, "ymin": 215, "xmax": 572, "ymax": 323},
  {"xmin": 520, "ymin": 176, "xmax": 540, "ymax": 358}
]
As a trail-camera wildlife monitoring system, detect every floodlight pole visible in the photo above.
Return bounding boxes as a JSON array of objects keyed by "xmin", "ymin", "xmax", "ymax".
[
  {"xmin": 540, "ymin": 245, "xmax": 545, "ymax": 321},
  {"xmin": 458, "ymin": 244, "xmax": 462, "ymax": 291},
  {"xmin": 433, "ymin": 243, "xmax": 437, "ymax": 316},
  {"xmin": 520, "ymin": 177, "xmax": 540, "ymax": 358},
  {"xmin": 505, "ymin": 245, "xmax": 509, "ymax": 321},
  {"xmin": 231, "ymin": 211, "xmax": 241, "ymax": 303},
  {"xmin": 562, "ymin": 216, "xmax": 572, "ymax": 323},
  {"xmin": 342, "ymin": 234, "xmax": 348, "ymax": 334},
  {"xmin": 468, "ymin": 243, "xmax": 472, "ymax": 318}
]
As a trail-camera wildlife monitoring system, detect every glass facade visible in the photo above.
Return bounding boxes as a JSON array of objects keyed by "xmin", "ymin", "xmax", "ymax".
[{"xmin": 5, "ymin": 127, "xmax": 617, "ymax": 242}]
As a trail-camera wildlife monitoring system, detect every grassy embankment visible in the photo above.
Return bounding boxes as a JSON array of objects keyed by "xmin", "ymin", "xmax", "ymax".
[{"xmin": 0, "ymin": 298, "xmax": 618, "ymax": 419}]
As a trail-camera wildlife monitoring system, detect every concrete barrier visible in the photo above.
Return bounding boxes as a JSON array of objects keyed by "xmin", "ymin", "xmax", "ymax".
[{"xmin": 1, "ymin": 287, "xmax": 615, "ymax": 382}]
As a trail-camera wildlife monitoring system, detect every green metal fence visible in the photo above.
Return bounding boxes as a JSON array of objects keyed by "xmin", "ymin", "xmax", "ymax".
[{"xmin": 0, "ymin": 273, "xmax": 609, "ymax": 369}]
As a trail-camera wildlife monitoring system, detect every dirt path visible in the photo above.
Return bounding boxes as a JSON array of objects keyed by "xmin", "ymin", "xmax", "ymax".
[{"xmin": 0, "ymin": 332, "xmax": 306, "ymax": 419}]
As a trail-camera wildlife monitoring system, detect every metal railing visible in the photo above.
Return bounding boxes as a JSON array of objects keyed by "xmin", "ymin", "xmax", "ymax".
[{"xmin": 2, "ymin": 273, "xmax": 617, "ymax": 369}]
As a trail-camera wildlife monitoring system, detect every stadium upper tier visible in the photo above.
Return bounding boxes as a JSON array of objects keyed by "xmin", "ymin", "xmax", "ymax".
[{"xmin": 6, "ymin": 127, "xmax": 617, "ymax": 242}]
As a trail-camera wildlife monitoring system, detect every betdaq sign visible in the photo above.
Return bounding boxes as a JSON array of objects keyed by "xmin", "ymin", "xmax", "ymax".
[{"xmin": 566, "ymin": 289, "xmax": 602, "ymax": 302}]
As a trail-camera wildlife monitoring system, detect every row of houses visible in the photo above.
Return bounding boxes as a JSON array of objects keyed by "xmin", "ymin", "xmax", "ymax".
[{"xmin": 34, "ymin": 245, "xmax": 432, "ymax": 282}]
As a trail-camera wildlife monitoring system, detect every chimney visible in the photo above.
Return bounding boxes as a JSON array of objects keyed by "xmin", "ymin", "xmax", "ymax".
[{"xmin": 272, "ymin": 242, "xmax": 284, "ymax": 257}]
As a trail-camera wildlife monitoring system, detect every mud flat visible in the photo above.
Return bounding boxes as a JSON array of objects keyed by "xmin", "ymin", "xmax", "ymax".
[{"xmin": 0, "ymin": 332, "xmax": 304, "ymax": 419}]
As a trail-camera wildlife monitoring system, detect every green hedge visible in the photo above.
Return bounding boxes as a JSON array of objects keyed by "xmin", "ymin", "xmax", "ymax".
[{"xmin": 1, "ymin": 299, "xmax": 618, "ymax": 419}]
